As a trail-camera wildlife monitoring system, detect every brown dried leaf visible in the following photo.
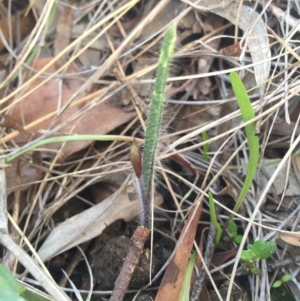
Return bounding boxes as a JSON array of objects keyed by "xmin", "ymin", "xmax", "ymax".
[
  {"xmin": 0, "ymin": 13, "xmax": 35, "ymax": 51},
  {"xmin": 155, "ymin": 203, "xmax": 203, "ymax": 301},
  {"xmin": 53, "ymin": 3, "xmax": 74, "ymax": 66},
  {"xmin": 211, "ymin": 246, "xmax": 239, "ymax": 267},
  {"xmin": 280, "ymin": 232, "xmax": 300, "ymax": 247},
  {"xmin": 220, "ymin": 43, "xmax": 242, "ymax": 56},
  {"xmin": 218, "ymin": 177, "xmax": 239, "ymax": 201},
  {"xmin": 9, "ymin": 57, "xmax": 135, "ymax": 160},
  {"xmin": 200, "ymin": 286, "xmax": 212, "ymax": 301},
  {"xmin": 131, "ymin": 139, "xmax": 142, "ymax": 178}
]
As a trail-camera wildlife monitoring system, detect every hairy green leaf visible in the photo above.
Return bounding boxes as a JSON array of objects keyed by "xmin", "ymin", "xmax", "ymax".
[{"xmin": 141, "ymin": 24, "xmax": 177, "ymax": 228}]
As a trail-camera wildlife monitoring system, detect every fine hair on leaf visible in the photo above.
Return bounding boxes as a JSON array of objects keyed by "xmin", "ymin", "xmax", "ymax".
[{"xmin": 139, "ymin": 24, "xmax": 177, "ymax": 228}]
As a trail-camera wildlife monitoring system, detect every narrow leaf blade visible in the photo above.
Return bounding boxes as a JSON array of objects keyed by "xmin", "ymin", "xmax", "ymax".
[
  {"xmin": 229, "ymin": 72, "xmax": 260, "ymax": 214},
  {"xmin": 142, "ymin": 24, "xmax": 177, "ymax": 194}
]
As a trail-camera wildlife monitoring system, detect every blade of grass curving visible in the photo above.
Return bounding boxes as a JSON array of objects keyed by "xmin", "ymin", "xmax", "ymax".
[
  {"xmin": 229, "ymin": 72, "xmax": 259, "ymax": 217},
  {"xmin": 5, "ymin": 134, "xmax": 134, "ymax": 163},
  {"xmin": 179, "ymin": 251, "xmax": 197, "ymax": 301},
  {"xmin": 142, "ymin": 24, "xmax": 177, "ymax": 228}
]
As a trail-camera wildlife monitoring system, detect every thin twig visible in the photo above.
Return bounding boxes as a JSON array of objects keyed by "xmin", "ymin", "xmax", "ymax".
[{"xmin": 109, "ymin": 226, "xmax": 150, "ymax": 301}]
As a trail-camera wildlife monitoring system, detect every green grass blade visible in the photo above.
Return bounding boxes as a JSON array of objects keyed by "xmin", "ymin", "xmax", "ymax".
[
  {"xmin": 5, "ymin": 134, "xmax": 133, "ymax": 163},
  {"xmin": 179, "ymin": 251, "xmax": 197, "ymax": 301},
  {"xmin": 0, "ymin": 264, "xmax": 51, "ymax": 301},
  {"xmin": 229, "ymin": 72, "xmax": 259, "ymax": 215},
  {"xmin": 208, "ymin": 192, "xmax": 222, "ymax": 244},
  {"xmin": 141, "ymin": 24, "xmax": 176, "ymax": 227}
]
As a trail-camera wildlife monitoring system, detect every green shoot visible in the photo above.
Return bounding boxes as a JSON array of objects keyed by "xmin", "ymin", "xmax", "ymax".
[
  {"xmin": 229, "ymin": 72, "xmax": 259, "ymax": 218},
  {"xmin": 273, "ymin": 274, "xmax": 292, "ymax": 288},
  {"xmin": 241, "ymin": 240, "xmax": 276, "ymax": 274},
  {"xmin": 141, "ymin": 24, "xmax": 176, "ymax": 228},
  {"xmin": 179, "ymin": 251, "xmax": 197, "ymax": 301},
  {"xmin": 208, "ymin": 192, "xmax": 222, "ymax": 244}
]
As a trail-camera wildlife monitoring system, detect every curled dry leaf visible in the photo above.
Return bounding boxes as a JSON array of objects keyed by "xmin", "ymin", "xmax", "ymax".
[
  {"xmin": 211, "ymin": 246, "xmax": 239, "ymax": 267},
  {"xmin": 185, "ymin": 0, "xmax": 271, "ymax": 99},
  {"xmin": 38, "ymin": 186, "xmax": 163, "ymax": 262},
  {"xmin": 220, "ymin": 42, "xmax": 242, "ymax": 56}
]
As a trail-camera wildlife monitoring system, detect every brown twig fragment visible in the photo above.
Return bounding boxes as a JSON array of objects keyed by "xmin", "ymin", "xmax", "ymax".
[{"xmin": 109, "ymin": 226, "xmax": 150, "ymax": 301}]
